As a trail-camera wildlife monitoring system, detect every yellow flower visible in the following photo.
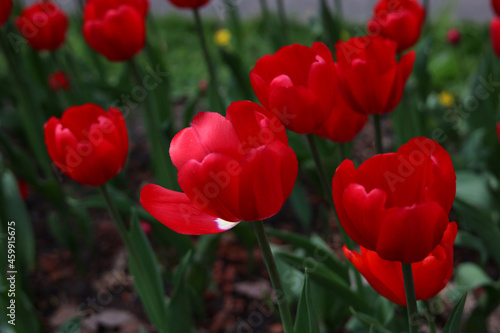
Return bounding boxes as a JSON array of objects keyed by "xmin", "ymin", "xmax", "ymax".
[
  {"xmin": 214, "ymin": 29, "xmax": 231, "ymax": 47},
  {"xmin": 439, "ymin": 91, "xmax": 455, "ymax": 107},
  {"xmin": 340, "ymin": 29, "xmax": 350, "ymax": 41}
]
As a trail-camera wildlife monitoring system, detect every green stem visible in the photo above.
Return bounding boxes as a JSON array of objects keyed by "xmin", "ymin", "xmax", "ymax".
[
  {"xmin": 253, "ymin": 220, "xmax": 294, "ymax": 333},
  {"xmin": 192, "ymin": 8, "xmax": 225, "ymax": 111},
  {"xmin": 129, "ymin": 59, "xmax": 176, "ymax": 189},
  {"xmin": 373, "ymin": 115, "xmax": 383, "ymax": 154},
  {"xmin": 338, "ymin": 143, "xmax": 347, "ymax": 162},
  {"xmin": 259, "ymin": 0, "xmax": 270, "ymax": 20},
  {"xmin": 306, "ymin": 135, "xmax": 364, "ymax": 295},
  {"xmin": 306, "ymin": 134, "xmax": 334, "ymax": 204},
  {"xmin": 334, "ymin": 0, "xmax": 344, "ymax": 24},
  {"xmin": 99, "ymin": 185, "xmax": 170, "ymax": 333},
  {"xmin": 402, "ymin": 263, "xmax": 419, "ymax": 333},
  {"xmin": 0, "ymin": 32, "xmax": 55, "ymax": 180},
  {"xmin": 423, "ymin": 300, "xmax": 437, "ymax": 333},
  {"xmin": 99, "ymin": 185, "xmax": 130, "ymax": 242},
  {"xmin": 276, "ymin": 0, "xmax": 289, "ymax": 44}
]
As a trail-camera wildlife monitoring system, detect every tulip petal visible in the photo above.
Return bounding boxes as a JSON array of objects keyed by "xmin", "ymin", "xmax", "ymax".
[
  {"xmin": 178, "ymin": 153, "xmax": 241, "ymax": 222},
  {"xmin": 226, "ymin": 101, "xmax": 288, "ymax": 151},
  {"xmin": 140, "ymin": 184, "xmax": 240, "ymax": 235},
  {"xmin": 413, "ymin": 222, "xmax": 457, "ymax": 300},
  {"xmin": 268, "ymin": 85, "xmax": 322, "ymax": 133},
  {"xmin": 61, "ymin": 104, "xmax": 108, "ymax": 140},
  {"xmin": 170, "ymin": 112, "xmax": 241, "ymax": 169},
  {"xmin": 342, "ymin": 183, "xmax": 386, "ymax": 250},
  {"xmin": 344, "ymin": 246, "xmax": 406, "ymax": 306},
  {"xmin": 376, "ymin": 202, "xmax": 449, "ymax": 263},
  {"xmin": 238, "ymin": 142, "xmax": 298, "ymax": 221}
]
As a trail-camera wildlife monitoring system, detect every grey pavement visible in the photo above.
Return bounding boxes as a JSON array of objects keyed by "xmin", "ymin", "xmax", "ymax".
[{"xmin": 19, "ymin": 0, "xmax": 495, "ymax": 22}]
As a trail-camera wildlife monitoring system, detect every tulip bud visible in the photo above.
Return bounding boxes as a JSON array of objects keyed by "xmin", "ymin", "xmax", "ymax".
[
  {"xmin": 83, "ymin": 0, "xmax": 147, "ymax": 61},
  {"xmin": 446, "ymin": 28, "xmax": 461, "ymax": 45},
  {"xmin": 48, "ymin": 71, "xmax": 70, "ymax": 92},
  {"xmin": 0, "ymin": 0, "xmax": 12, "ymax": 27},
  {"xmin": 168, "ymin": 0, "xmax": 210, "ymax": 9},
  {"xmin": 15, "ymin": 1, "xmax": 68, "ymax": 51},
  {"xmin": 44, "ymin": 104, "xmax": 129, "ymax": 187}
]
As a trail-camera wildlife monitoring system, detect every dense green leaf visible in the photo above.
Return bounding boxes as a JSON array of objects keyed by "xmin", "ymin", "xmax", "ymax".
[
  {"xmin": 0, "ymin": 169, "xmax": 35, "ymax": 273},
  {"xmin": 275, "ymin": 251, "xmax": 367, "ymax": 311},
  {"xmin": 442, "ymin": 293, "xmax": 467, "ymax": 333},
  {"xmin": 266, "ymin": 227, "xmax": 349, "ymax": 282},
  {"xmin": 294, "ymin": 270, "xmax": 321, "ymax": 333},
  {"xmin": 128, "ymin": 209, "xmax": 169, "ymax": 333}
]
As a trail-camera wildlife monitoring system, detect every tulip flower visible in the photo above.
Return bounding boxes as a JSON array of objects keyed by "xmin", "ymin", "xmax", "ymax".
[
  {"xmin": 344, "ymin": 222, "xmax": 457, "ymax": 306},
  {"xmin": 83, "ymin": 0, "xmax": 146, "ymax": 61},
  {"xmin": 446, "ymin": 28, "xmax": 461, "ymax": 45},
  {"xmin": 335, "ymin": 36, "xmax": 415, "ymax": 116},
  {"xmin": 332, "ymin": 137, "xmax": 456, "ymax": 263},
  {"xmin": 491, "ymin": 18, "xmax": 500, "ymax": 59},
  {"xmin": 44, "ymin": 104, "xmax": 129, "ymax": 187},
  {"xmin": 250, "ymin": 43, "xmax": 337, "ymax": 134},
  {"xmin": 314, "ymin": 96, "xmax": 368, "ymax": 143},
  {"xmin": 15, "ymin": 1, "xmax": 69, "ymax": 51},
  {"xmin": 17, "ymin": 178, "xmax": 29, "ymax": 201},
  {"xmin": 309, "ymin": 42, "xmax": 368, "ymax": 142},
  {"xmin": 48, "ymin": 71, "xmax": 70, "ymax": 92},
  {"xmin": 492, "ymin": 0, "xmax": 500, "ymax": 16},
  {"xmin": 367, "ymin": 0, "xmax": 425, "ymax": 53},
  {"xmin": 85, "ymin": 0, "xmax": 150, "ymax": 17},
  {"xmin": 496, "ymin": 123, "xmax": 500, "ymax": 144},
  {"xmin": 141, "ymin": 101, "xmax": 298, "ymax": 235},
  {"xmin": 0, "ymin": 0, "xmax": 12, "ymax": 27},
  {"xmin": 168, "ymin": 0, "xmax": 210, "ymax": 9}
]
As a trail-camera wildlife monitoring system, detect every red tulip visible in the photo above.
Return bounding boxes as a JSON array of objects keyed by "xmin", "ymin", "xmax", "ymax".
[
  {"xmin": 141, "ymin": 101, "xmax": 298, "ymax": 235},
  {"xmin": 44, "ymin": 104, "xmax": 129, "ymax": 187},
  {"xmin": 344, "ymin": 222, "xmax": 457, "ymax": 306},
  {"xmin": 0, "ymin": 0, "xmax": 12, "ymax": 27},
  {"xmin": 491, "ymin": 18, "xmax": 500, "ymax": 59},
  {"xmin": 17, "ymin": 178, "xmax": 30, "ymax": 201},
  {"xmin": 250, "ymin": 43, "xmax": 337, "ymax": 134},
  {"xmin": 48, "ymin": 71, "xmax": 70, "ymax": 92},
  {"xmin": 168, "ymin": 0, "xmax": 210, "ymax": 9},
  {"xmin": 496, "ymin": 123, "xmax": 500, "ymax": 144},
  {"xmin": 314, "ymin": 96, "xmax": 368, "ymax": 143},
  {"xmin": 367, "ymin": 0, "xmax": 425, "ymax": 53},
  {"xmin": 332, "ymin": 137, "xmax": 456, "ymax": 263},
  {"xmin": 310, "ymin": 42, "xmax": 368, "ymax": 142},
  {"xmin": 83, "ymin": 0, "xmax": 146, "ymax": 61},
  {"xmin": 86, "ymin": 0, "xmax": 149, "ymax": 17},
  {"xmin": 446, "ymin": 28, "xmax": 461, "ymax": 45},
  {"xmin": 335, "ymin": 36, "xmax": 415, "ymax": 115},
  {"xmin": 492, "ymin": 0, "xmax": 500, "ymax": 16},
  {"xmin": 15, "ymin": 1, "xmax": 69, "ymax": 51},
  {"xmin": 140, "ymin": 221, "xmax": 152, "ymax": 236}
]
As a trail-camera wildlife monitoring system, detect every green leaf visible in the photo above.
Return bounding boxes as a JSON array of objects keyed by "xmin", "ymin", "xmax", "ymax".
[
  {"xmin": 266, "ymin": 227, "xmax": 349, "ymax": 282},
  {"xmin": 0, "ymin": 169, "xmax": 35, "ymax": 272},
  {"xmin": 290, "ymin": 181, "xmax": 313, "ymax": 232},
  {"xmin": 454, "ymin": 231, "xmax": 489, "ymax": 266},
  {"xmin": 456, "ymin": 171, "xmax": 494, "ymax": 209},
  {"xmin": 294, "ymin": 270, "xmax": 320, "ymax": 333},
  {"xmin": 128, "ymin": 209, "xmax": 169, "ymax": 333},
  {"xmin": 455, "ymin": 263, "xmax": 493, "ymax": 292},
  {"xmin": 275, "ymin": 252, "xmax": 367, "ymax": 311},
  {"xmin": 442, "ymin": 293, "xmax": 467, "ymax": 333},
  {"xmin": 349, "ymin": 307, "xmax": 392, "ymax": 333},
  {"xmin": 55, "ymin": 317, "xmax": 82, "ymax": 333},
  {"xmin": 166, "ymin": 251, "xmax": 197, "ymax": 333},
  {"xmin": 453, "ymin": 199, "xmax": 500, "ymax": 267}
]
